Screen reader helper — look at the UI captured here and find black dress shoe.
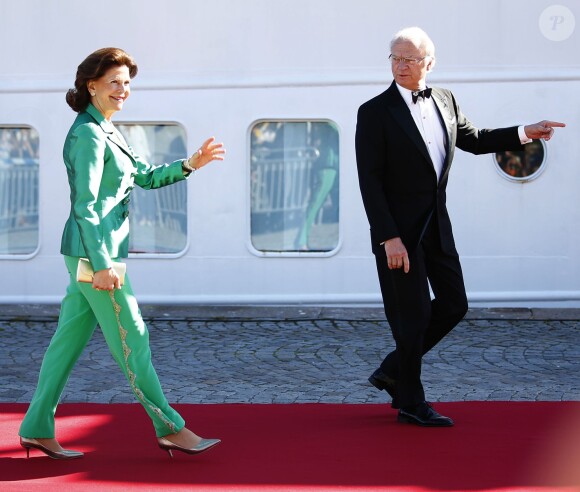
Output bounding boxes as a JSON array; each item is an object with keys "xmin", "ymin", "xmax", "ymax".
[
  {"xmin": 368, "ymin": 368, "xmax": 396, "ymax": 399},
  {"xmin": 397, "ymin": 402, "xmax": 454, "ymax": 427}
]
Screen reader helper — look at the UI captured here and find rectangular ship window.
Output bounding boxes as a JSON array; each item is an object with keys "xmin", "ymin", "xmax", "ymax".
[
  {"xmin": 0, "ymin": 127, "xmax": 39, "ymax": 255},
  {"xmin": 117, "ymin": 123, "xmax": 188, "ymax": 255},
  {"xmin": 250, "ymin": 121, "xmax": 339, "ymax": 253}
]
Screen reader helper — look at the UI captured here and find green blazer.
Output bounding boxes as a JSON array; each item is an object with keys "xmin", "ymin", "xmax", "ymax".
[{"xmin": 60, "ymin": 103, "xmax": 188, "ymax": 272}]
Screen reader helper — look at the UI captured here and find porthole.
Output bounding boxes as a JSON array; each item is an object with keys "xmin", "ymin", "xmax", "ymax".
[{"xmin": 494, "ymin": 139, "xmax": 547, "ymax": 183}]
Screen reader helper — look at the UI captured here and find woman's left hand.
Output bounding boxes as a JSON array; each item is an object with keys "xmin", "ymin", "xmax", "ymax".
[{"xmin": 186, "ymin": 137, "xmax": 226, "ymax": 171}]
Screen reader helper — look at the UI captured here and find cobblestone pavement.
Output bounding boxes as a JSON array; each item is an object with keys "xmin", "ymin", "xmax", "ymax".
[{"xmin": 1, "ymin": 305, "xmax": 579, "ymax": 405}]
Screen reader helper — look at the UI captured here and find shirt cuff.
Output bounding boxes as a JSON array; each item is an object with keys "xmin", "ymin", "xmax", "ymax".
[{"xmin": 518, "ymin": 125, "xmax": 533, "ymax": 145}]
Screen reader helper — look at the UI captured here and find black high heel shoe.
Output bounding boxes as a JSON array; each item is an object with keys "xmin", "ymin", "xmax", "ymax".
[
  {"xmin": 20, "ymin": 437, "xmax": 84, "ymax": 460},
  {"xmin": 157, "ymin": 436, "xmax": 221, "ymax": 457}
]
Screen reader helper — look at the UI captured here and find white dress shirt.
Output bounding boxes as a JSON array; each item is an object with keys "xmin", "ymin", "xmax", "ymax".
[
  {"xmin": 396, "ymin": 83, "xmax": 447, "ymax": 181},
  {"xmin": 395, "ymin": 83, "xmax": 532, "ymax": 182}
]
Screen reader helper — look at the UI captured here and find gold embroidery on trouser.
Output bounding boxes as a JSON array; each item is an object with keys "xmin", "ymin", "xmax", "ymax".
[{"xmin": 108, "ymin": 290, "xmax": 176, "ymax": 433}]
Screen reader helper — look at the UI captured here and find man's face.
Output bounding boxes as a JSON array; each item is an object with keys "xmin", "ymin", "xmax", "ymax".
[{"xmin": 390, "ymin": 40, "xmax": 433, "ymax": 91}]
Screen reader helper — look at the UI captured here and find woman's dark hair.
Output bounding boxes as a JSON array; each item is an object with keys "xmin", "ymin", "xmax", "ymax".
[{"xmin": 65, "ymin": 47, "xmax": 138, "ymax": 113}]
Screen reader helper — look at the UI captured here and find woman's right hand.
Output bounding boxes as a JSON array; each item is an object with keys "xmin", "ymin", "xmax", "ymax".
[
  {"xmin": 185, "ymin": 137, "xmax": 225, "ymax": 171},
  {"xmin": 93, "ymin": 268, "xmax": 121, "ymax": 291}
]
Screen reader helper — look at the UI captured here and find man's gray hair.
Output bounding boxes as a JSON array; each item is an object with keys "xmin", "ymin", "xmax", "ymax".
[{"xmin": 390, "ymin": 27, "xmax": 435, "ymax": 58}]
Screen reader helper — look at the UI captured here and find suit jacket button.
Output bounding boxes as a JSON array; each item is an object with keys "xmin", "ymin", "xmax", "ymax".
[{"xmin": 123, "ymin": 211, "xmax": 130, "ymax": 218}]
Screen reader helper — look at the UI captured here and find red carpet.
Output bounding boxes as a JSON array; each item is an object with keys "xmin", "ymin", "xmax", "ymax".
[{"xmin": 1, "ymin": 402, "xmax": 579, "ymax": 491}]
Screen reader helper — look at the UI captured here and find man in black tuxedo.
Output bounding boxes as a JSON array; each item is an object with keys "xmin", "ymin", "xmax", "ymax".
[{"xmin": 355, "ymin": 26, "xmax": 564, "ymax": 427}]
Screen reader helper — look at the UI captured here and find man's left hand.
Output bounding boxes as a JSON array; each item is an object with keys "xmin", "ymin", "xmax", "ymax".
[{"xmin": 524, "ymin": 120, "xmax": 566, "ymax": 141}]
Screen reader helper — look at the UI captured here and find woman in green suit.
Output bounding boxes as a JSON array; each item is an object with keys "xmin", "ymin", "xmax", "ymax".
[{"xmin": 19, "ymin": 47, "xmax": 225, "ymax": 459}]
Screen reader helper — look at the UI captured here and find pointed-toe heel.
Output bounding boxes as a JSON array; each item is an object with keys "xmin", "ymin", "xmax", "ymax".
[
  {"xmin": 157, "ymin": 436, "xmax": 221, "ymax": 458},
  {"xmin": 20, "ymin": 437, "xmax": 84, "ymax": 460}
]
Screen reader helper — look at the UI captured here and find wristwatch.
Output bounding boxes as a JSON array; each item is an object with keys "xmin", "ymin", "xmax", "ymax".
[{"xmin": 182, "ymin": 158, "xmax": 196, "ymax": 173}]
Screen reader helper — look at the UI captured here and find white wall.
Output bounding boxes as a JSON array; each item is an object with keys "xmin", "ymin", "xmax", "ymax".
[{"xmin": 0, "ymin": 0, "xmax": 578, "ymax": 305}]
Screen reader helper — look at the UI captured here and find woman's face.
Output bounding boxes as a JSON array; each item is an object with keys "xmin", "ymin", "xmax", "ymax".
[{"xmin": 87, "ymin": 65, "xmax": 131, "ymax": 120}]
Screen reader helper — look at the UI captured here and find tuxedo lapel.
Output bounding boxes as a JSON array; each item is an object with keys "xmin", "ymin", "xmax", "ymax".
[
  {"xmin": 431, "ymin": 88, "xmax": 456, "ymax": 184},
  {"xmin": 384, "ymin": 82, "xmax": 432, "ymax": 167}
]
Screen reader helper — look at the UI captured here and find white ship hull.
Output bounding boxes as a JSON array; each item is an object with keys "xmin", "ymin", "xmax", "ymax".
[{"xmin": 0, "ymin": 0, "xmax": 578, "ymax": 306}]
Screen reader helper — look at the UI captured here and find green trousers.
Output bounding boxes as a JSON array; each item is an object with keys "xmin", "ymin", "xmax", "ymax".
[{"xmin": 19, "ymin": 256, "xmax": 185, "ymax": 439}]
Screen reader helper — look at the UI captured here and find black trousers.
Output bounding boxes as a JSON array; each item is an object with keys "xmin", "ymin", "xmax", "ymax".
[{"xmin": 373, "ymin": 219, "xmax": 468, "ymax": 408}]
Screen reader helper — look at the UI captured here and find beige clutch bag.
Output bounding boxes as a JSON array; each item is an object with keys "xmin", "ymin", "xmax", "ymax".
[{"xmin": 76, "ymin": 258, "xmax": 126, "ymax": 285}]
